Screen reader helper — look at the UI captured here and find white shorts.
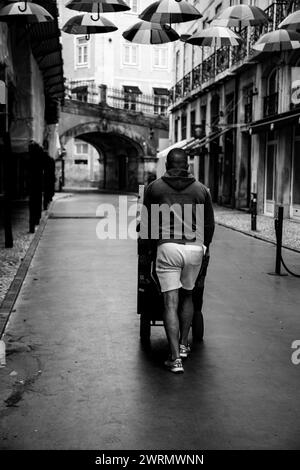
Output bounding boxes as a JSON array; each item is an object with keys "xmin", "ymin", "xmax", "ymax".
[{"xmin": 156, "ymin": 243, "xmax": 204, "ymax": 293}]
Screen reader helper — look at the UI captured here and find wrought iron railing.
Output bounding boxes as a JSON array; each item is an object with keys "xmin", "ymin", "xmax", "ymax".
[
  {"xmin": 65, "ymin": 80, "xmax": 169, "ymax": 116},
  {"xmin": 263, "ymin": 92, "xmax": 279, "ymax": 117},
  {"xmin": 170, "ymin": 1, "xmax": 289, "ymax": 104}
]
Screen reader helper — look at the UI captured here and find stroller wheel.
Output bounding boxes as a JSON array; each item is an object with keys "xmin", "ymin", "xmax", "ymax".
[
  {"xmin": 192, "ymin": 311, "xmax": 204, "ymax": 342},
  {"xmin": 140, "ymin": 312, "xmax": 151, "ymax": 345}
]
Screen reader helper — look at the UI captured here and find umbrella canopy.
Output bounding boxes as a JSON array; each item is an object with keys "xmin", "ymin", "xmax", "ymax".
[
  {"xmin": 279, "ymin": 10, "xmax": 300, "ymax": 33},
  {"xmin": 253, "ymin": 29, "xmax": 300, "ymax": 52},
  {"xmin": 66, "ymin": 0, "xmax": 130, "ymax": 14},
  {"xmin": 62, "ymin": 14, "xmax": 118, "ymax": 36},
  {"xmin": 213, "ymin": 5, "xmax": 269, "ymax": 28},
  {"xmin": 139, "ymin": 0, "xmax": 202, "ymax": 25},
  {"xmin": 123, "ymin": 20, "xmax": 179, "ymax": 44},
  {"xmin": 0, "ymin": 1, "xmax": 54, "ymax": 23},
  {"xmin": 185, "ymin": 26, "xmax": 243, "ymax": 48}
]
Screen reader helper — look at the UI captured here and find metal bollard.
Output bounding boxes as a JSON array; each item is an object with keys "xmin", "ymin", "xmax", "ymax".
[
  {"xmin": 275, "ymin": 205, "xmax": 284, "ymax": 275},
  {"xmin": 250, "ymin": 192, "xmax": 257, "ymax": 231}
]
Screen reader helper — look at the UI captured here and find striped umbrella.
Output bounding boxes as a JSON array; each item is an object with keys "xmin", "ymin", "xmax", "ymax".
[
  {"xmin": 139, "ymin": 0, "xmax": 202, "ymax": 25},
  {"xmin": 0, "ymin": 1, "xmax": 53, "ymax": 23},
  {"xmin": 66, "ymin": 0, "xmax": 130, "ymax": 20},
  {"xmin": 123, "ymin": 20, "xmax": 179, "ymax": 44},
  {"xmin": 213, "ymin": 5, "xmax": 269, "ymax": 28},
  {"xmin": 62, "ymin": 14, "xmax": 118, "ymax": 40},
  {"xmin": 185, "ymin": 26, "xmax": 243, "ymax": 48},
  {"xmin": 253, "ymin": 29, "xmax": 300, "ymax": 52},
  {"xmin": 279, "ymin": 10, "xmax": 300, "ymax": 33}
]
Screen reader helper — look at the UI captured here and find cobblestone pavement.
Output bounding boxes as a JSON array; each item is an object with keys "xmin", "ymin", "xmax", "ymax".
[
  {"xmin": 0, "ymin": 204, "xmax": 34, "ymax": 305},
  {"xmin": 0, "ymin": 193, "xmax": 300, "ymax": 450},
  {"xmin": 214, "ymin": 205, "xmax": 300, "ymax": 252}
]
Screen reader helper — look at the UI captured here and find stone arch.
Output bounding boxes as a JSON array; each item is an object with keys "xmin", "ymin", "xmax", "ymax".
[
  {"xmin": 60, "ymin": 120, "xmax": 154, "ymax": 156},
  {"xmin": 60, "ymin": 121, "xmax": 150, "ymax": 191}
]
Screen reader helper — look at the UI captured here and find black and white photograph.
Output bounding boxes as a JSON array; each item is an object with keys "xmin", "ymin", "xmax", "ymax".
[{"xmin": 0, "ymin": 0, "xmax": 300, "ymax": 460}]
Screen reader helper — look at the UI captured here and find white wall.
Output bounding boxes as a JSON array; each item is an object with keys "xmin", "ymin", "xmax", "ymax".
[{"xmin": 59, "ymin": 0, "xmax": 173, "ymax": 94}]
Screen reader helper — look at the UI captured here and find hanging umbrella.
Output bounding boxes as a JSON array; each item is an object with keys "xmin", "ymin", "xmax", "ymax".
[
  {"xmin": 213, "ymin": 5, "xmax": 269, "ymax": 28},
  {"xmin": 62, "ymin": 14, "xmax": 118, "ymax": 40},
  {"xmin": 253, "ymin": 29, "xmax": 300, "ymax": 52},
  {"xmin": 123, "ymin": 20, "xmax": 179, "ymax": 44},
  {"xmin": 185, "ymin": 26, "xmax": 243, "ymax": 48},
  {"xmin": 139, "ymin": 0, "xmax": 202, "ymax": 25},
  {"xmin": 66, "ymin": 0, "xmax": 130, "ymax": 20},
  {"xmin": 279, "ymin": 10, "xmax": 300, "ymax": 32},
  {"xmin": 0, "ymin": 1, "xmax": 54, "ymax": 23}
]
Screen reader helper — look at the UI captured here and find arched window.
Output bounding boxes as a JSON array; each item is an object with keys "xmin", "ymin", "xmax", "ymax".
[{"xmin": 264, "ymin": 68, "xmax": 278, "ymax": 117}]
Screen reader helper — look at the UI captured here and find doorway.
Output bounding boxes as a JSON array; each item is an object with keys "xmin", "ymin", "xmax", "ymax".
[
  {"xmin": 118, "ymin": 155, "xmax": 128, "ymax": 190},
  {"xmin": 291, "ymin": 127, "xmax": 300, "ymax": 219},
  {"xmin": 264, "ymin": 133, "xmax": 277, "ymax": 216}
]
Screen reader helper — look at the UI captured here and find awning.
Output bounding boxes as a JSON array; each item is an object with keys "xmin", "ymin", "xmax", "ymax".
[
  {"xmin": 250, "ymin": 108, "xmax": 300, "ymax": 134},
  {"xmin": 71, "ymin": 85, "xmax": 88, "ymax": 94},
  {"xmin": 183, "ymin": 127, "xmax": 232, "ymax": 151},
  {"xmin": 123, "ymin": 85, "xmax": 142, "ymax": 94},
  {"xmin": 157, "ymin": 139, "xmax": 188, "ymax": 159},
  {"xmin": 153, "ymin": 87, "xmax": 169, "ymax": 96}
]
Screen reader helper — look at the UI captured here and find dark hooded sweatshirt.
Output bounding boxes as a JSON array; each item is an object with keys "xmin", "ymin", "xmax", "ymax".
[{"xmin": 142, "ymin": 169, "xmax": 215, "ymax": 248}]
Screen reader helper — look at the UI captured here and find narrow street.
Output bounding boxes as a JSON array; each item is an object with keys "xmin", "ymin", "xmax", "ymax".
[{"xmin": 0, "ymin": 193, "xmax": 300, "ymax": 450}]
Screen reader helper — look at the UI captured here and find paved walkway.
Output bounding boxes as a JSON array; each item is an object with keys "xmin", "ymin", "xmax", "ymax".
[{"xmin": 0, "ymin": 193, "xmax": 300, "ymax": 450}]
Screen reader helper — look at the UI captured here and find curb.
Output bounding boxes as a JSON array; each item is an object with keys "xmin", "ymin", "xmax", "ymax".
[
  {"xmin": 215, "ymin": 221, "xmax": 300, "ymax": 254},
  {"xmin": 0, "ymin": 208, "xmax": 51, "ymax": 339}
]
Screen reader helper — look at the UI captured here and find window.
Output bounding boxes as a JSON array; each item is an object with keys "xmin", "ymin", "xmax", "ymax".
[
  {"xmin": 243, "ymin": 86, "xmax": 253, "ymax": 123},
  {"xmin": 175, "ymin": 50, "xmax": 180, "ymax": 81},
  {"xmin": 175, "ymin": 117, "xmax": 179, "ymax": 142},
  {"xmin": 183, "ymin": 43, "xmax": 188, "ymax": 75},
  {"xmin": 181, "ymin": 114, "xmax": 187, "ymax": 140},
  {"xmin": 123, "ymin": 85, "xmax": 141, "ymax": 111},
  {"xmin": 74, "ymin": 159, "xmax": 88, "ymax": 165},
  {"xmin": 75, "ymin": 142, "xmax": 88, "ymax": 155},
  {"xmin": 264, "ymin": 68, "xmax": 279, "ymax": 117},
  {"xmin": 154, "ymin": 96, "xmax": 168, "ymax": 115},
  {"xmin": 123, "ymin": 44, "xmax": 139, "ymax": 65},
  {"xmin": 153, "ymin": 47, "xmax": 168, "ymax": 68},
  {"xmin": 76, "ymin": 37, "xmax": 89, "ymax": 67},
  {"xmin": 190, "ymin": 110, "xmax": 196, "ymax": 137}
]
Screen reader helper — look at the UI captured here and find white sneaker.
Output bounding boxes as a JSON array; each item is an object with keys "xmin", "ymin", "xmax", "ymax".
[
  {"xmin": 179, "ymin": 344, "xmax": 191, "ymax": 358},
  {"xmin": 164, "ymin": 357, "xmax": 184, "ymax": 374}
]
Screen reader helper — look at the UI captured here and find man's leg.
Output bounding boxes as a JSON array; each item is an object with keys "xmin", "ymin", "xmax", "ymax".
[
  {"xmin": 179, "ymin": 289, "xmax": 194, "ymax": 347},
  {"xmin": 162, "ymin": 289, "xmax": 180, "ymax": 360}
]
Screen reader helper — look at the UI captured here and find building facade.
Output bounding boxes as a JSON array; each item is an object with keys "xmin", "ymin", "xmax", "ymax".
[
  {"xmin": 169, "ymin": 0, "xmax": 300, "ymax": 219},
  {"xmin": 0, "ymin": 0, "xmax": 64, "ymax": 243},
  {"xmin": 59, "ymin": 0, "xmax": 172, "ymax": 190}
]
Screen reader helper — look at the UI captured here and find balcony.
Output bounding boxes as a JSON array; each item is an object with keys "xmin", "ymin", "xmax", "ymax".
[
  {"xmin": 263, "ymin": 92, "xmax": 279, "ymax": 117},
  {"xmin": 170, "ymin": 2, "xmax": 289, "ymax": 106}
]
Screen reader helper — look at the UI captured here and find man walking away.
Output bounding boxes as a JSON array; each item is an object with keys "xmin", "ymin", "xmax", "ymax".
[{"xmin": 142, "ymin": 148, "xmax": 215, "ymax": 373}]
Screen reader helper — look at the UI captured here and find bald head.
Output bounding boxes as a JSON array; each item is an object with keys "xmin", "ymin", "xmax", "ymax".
[{"xmin": 166, "ymin": 148, "xmax": 188, "ymax": 170}]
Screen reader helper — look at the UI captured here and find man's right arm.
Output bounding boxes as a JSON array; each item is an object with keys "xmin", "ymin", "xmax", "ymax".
[{"xmin": 204, "ymin": 189, "xmax": 215, "ymax": 249}]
